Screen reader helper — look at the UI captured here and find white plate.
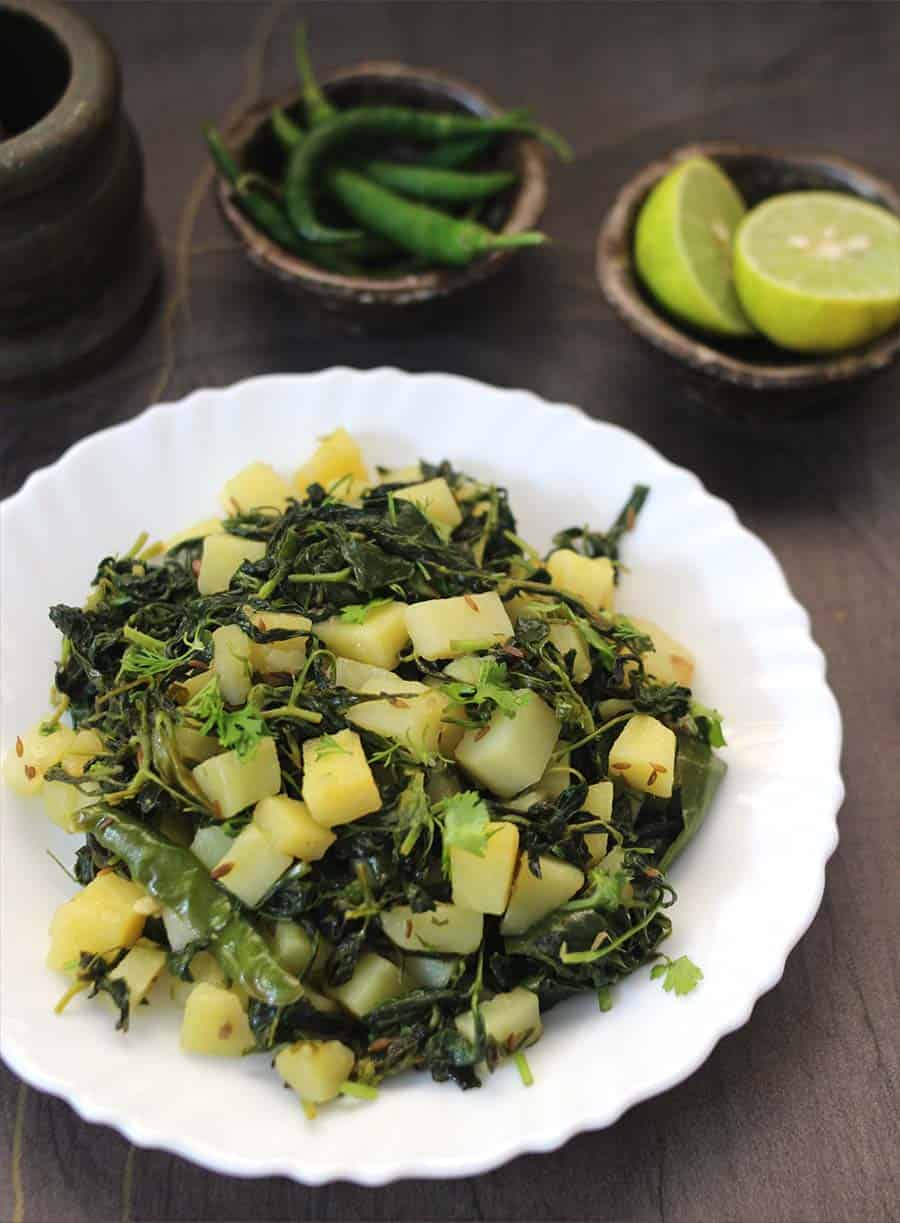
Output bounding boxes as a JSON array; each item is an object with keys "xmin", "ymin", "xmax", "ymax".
[{"xmin": 0, "ymin": 369, "xmax": 842, "ymax": 1184}]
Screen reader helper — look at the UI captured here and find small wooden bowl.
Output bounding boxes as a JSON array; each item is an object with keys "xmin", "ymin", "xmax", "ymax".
[
  {"xmin": 598, "ymin": 142, "xmax": 900, "ymax": 421},
  {"xmin": 216, "ymin": 62, "xmax": 548, "ymax": 327}
]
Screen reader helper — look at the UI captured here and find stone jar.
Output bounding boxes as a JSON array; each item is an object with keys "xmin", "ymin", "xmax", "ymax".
[{"xmin": 0, "ymin": 0, "xmax": 159, "ymax": 393}]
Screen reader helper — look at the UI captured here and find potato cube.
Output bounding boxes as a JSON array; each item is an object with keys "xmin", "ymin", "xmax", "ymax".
[
  {"xmin": 253, "ymin": 795, "xmax": 335, "ymax": 860},
  {"xmin": 500, "ymin": 855, "xmax": 584, "ymax": 935},
  {"xmin": 3, "ymin": 721, "xmax": 76, "ymax": 796},
  {"xmin": 442, "ymin": 654, "xmax": 484, "ymax": 685},
  {"xmin": 455, "ymin": 691, "xmax": 560, "ymax": 799},
  {"xmin": 192, "ymin": 735, "xmax": 281, "ymax": 820},
  {"xmin": 275, "ymin": 1040, "xmax": 355, "ymax": 1104},
  {"xmin": 584, "ymin": 780, "xmax": 613, "ymax": 820},
  {"xmin": 327, "ymin": 951, "xmax": 405, "ymax": 1017},
  {"xmin": 210, "ymin": 823, "xmax": 292, "ymax": 908},
  {"xmin": 548, "ymin": 623, "xmax": 591, "ymax": 682},
  {"xmin": 60, "ymin": 729, "xmax": 108, "ymax": 777},
  {"xmin": 47, "ymin": 871, "xmax": 147, "ymax": 971},
  {"xmin": 212, "ymin": 624, "xmax": 252, "ymax": 706},
  {"xmin": 402, "ymin": 955, "xmax": 458, "ymax": 990},
  {"xmin": 394, "ymin": 477, "xmax": 462, "ymax": 529},
  {"xmin": 358, "ymin": 672, "xmax": 427, "ymax": 697},
  {"xmin": 377, "ymin": 462, "xmax": 423, "ymax": 485},
  {"xmin": 173, "ymin": 724, "xmax": 220, "ymax": 764},
  {"xmin": 347, "ymin": 689, "xmax": 448, "ymax": 758},
  {"xmin": 316, "ymin": 601, "xmax": 409, "ymax": 670},
  {"xmin": 294, "ymin": 427, "xmax": 369, "ymax": 499},
  {"xmin": 108, "ymin": 941, "xmax": 167, "ymax": 1011},
  {"xmin": 584, "ymin": 832, "xmax": 609, "ymax": 865},
  {"xmin": 168, "ymin": 950, "xmax": 228, "ymax": 1007},
  {"xmin": 455, "ymin": 987, "xmax": 542, "ymax": 1052},
  {"xmin": 164, "ymin": 517, "xmax": 224, "ymax": 553},
  {"xmin": 197, "ymin": 534, "xmax": 266, "ymax": 596},
  {"xmin": 221, "ymin": 461, "xmax": 291, "ymax": 515},
  {"xmin": 170, "ymin": 669, "xmax": 214, "ymax": 706},
  {"xmin": 405, "ymin": 593, "xmax": 513, "ymax": 660},
  {"xmin": 247, "ymin": 609, "xmax": 311, "ymax": 676},
  {"xmin": 628, "ymin": 616, "xmax": 695, "ymax": 688},
  {"xmin": 162, "ymin": 906, "xmax": 198, "ymax": 953},
  {"xmin": 380, "ymin": 903, "xmax": 483, "ymax": 954},
  {"xmin": 450, "ymin": 821, "xmax": 519, "ymax": 915},
  {"xmin": 505, "ymin": 747, "xmax": 572, "ymax": 813},
  {"xmin": 608, "ymin": 714, "xmax": 676, "ymax": 798},
  {"xmin": 268, "ymin": 922, "xmax": 316, "ymax": 976},
  {"xmin": 301, "ymin": 730, "xmax": 381, "ymax": 828},
  {"xmin": 42, "ymin": 779, "xmax": 100, "ymax": 834},
  {"xmin": 180, "ymin": 983, "xmax": 254, "ymax": 1056},
  {"xmin": 190, "ymin": 824, "xmax": 235, "ymax": 870},
  {"xmin": 546, "ymin": 549, "xmax": 615, "ymax": 612}
]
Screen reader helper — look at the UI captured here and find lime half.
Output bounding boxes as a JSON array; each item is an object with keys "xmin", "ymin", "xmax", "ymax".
[
  {"xmin": 734, "ymin": 192, "xmax": 900, "ymax": 352},
  {"xmin": 634, "ymin": 156, "xmax": 754, "ymax": 337}
]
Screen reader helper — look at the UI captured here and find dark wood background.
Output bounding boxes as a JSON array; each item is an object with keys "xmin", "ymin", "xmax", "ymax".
[{"xmin": 2, "ymin": 3, "xmax": 898, "ymax": 1220}]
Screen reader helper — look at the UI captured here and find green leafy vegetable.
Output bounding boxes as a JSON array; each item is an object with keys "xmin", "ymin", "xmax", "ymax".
[
  {"xmin": 441, "ymin": 658, "xmax": 527, "ymax": 719},
  {"xmin": 339, "ymin": 597, "xmax": 394, "ymax": 624},
  {"xmin": 187, "ymin": 677, "xmax": 267, "ymax": 758},
  {"xmin": 650, "ymin": 954, "xmax": 703, "ymax": 996},
  {"xmin": 440, "ymin": 791, "xmax": 492, "ymax": 871}
]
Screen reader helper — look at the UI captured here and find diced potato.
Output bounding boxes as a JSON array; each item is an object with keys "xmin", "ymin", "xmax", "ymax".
[
  {"xmin": 584, "ymin": 832, "xmax": 609, "ymax": 865},
  {"xmin": 584, "ymin": 780, "xmax": 613, "ymax": 820},
  {"xmin": 450, "ymin": 821, "xmax": 519, "ymax": 915},
  {"xmin": 380, "ymin": 903, "xmax": 483, "ymax": 954},
  {"xmin": 455, "ymin": 987, "xmax": 542, "ymax": 1052},
  {"xmin": 502, "ymin": 592, "xmax": 553, "ymax": 624},
  {"xmin": 402, "ymin": 955, "xmax": 458, "ymax": 990},
  {"xmin": 327, "ymin": 952, "xmax": 405, "ymax": 1017},
  {"xmin": 246, "ymin": 609, "xmax": 311, "ymax": 676},
  {"xmin": 275, "ymin": 1040, "xmax": 355, "ymax": 1104},
  {"xmin": 60, "ymin": 729, "xmax": 109, "ymax": 777},
  {"xmin": 210, "ymin": 823, "xmax": 292, "ymax": 908},
  {"xmin": 548, "ymin": 623, "xmax": 591, "ymax": 682},
  {"xmin": 294, "ymin": 427, "xmax": 369, "ymax": 499},
  {"xmin": 347, "ymin": 689, "xmax": 448, "ymax": 758},
  {"xmin": 394, "ymin": 477, "xmax": 462, "ymax": 529},
  {"xmin": 221, "ymin": 461, "xmax": 291, "ymax": 515},
  {"xmin": 301, "ymin": 730, "xmax": 380, "ymax": 828},
  {"xmin": 405, "ymin": 593, "xmax": 513, "ymax": 660},
  {"xmin": 42, "ymin": 779, "xmax": 100, "ymax": 834},
  {"xmin": 190, "ymin": 824, "xmax": 235, "ymax": 870},
  {"xmin": 376, "ymin": 462, "xmax": 423, "ymax": 485},
  {"xmin": 170, "ymin": 669, "xmax": 214, "ymax": 706},
  {"xmin": 169, "ymin": 950, "xmax": 227, "ymax": 1006},
  {"xmin": 253, "ymin": 795, "xmax": 335, "ymax": 860},
  {"xmin": 197, "ymin": 534, "xmax": 266, "ymax": 596},
  {"xmin": 47, "ymin": 872, "xmax": 146, "ymax": 971},
  {"xmin": 192, "ymin": 735, "xmax": 281, "ymax": 820},
  {"xmin": 162, "ymin": 906, "xmax": 198, "ymax": 953},
  {"xmin": 3, "ymin": 721, "xmax": 76, "ymax": 796},
  {"xmin": 505, "ymin": 748, "xmax": 572, "ymax": 813},
  {"xmin": 546, "ymin": 549, "xmax": 615, "ymax": 612},
  {"xmin": 108, "ymin": 941, "xmax": 167, "ymax": 1011},
  {"xmin": 455, "ymin": 692, "xmax": 560, "ymax": 799},
  {"xmin": 164, "ymin": 517, "xmax": 224, "ymax": 553},
  {"xmin": 358, "ymin": 672, "xmax": 427, "ymax": 697},
  {"xmin": 180, "ymin": 983, "xmax": 254, "ymax": 1056},
  {"xmin": 212, "ymin": 624, "xmax": 252, "ymax": 706},
  {"xmin": 442, "ymin": 654, "xmax": 484, "ymax": 685},
  {"xmin": 500, "ymin": 855, "xmax": 584, "ymax": 935},
  {"xmin": 627, "ymin": 616, "xmax": 695, "ymax": 688},
  {"xmin": 268, "ymin": 922, "xmax": 316, "ymax": 977},
  {"xmin": 608, "ymin": 714, "xmax": 676, "ymax": 798},
  {"xmin": 173, "ymin": 724, "xmax": 221, "ymax": 764},
  {"xmin": 316, "ymin": 601, "xmax": 409, "ymax": 670}
]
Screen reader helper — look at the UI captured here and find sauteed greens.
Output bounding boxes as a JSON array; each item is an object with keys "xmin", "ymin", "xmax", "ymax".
[{"xmin": 5, "ymin": 430, "xmax": 724, "ymax": 1115}]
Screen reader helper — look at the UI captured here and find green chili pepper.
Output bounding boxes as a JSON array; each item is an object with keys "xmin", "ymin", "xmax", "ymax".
[
  {"xmin": 88, "ymin": 810, "xmax": 304, "ymax": 1007},
  {"xmin": 326, "ymin": 165, "xmax": 545, "ymax": 266},
  {"xmin": 284, "ymin": 107, "xmax": 571, "ymax": 242},
  {"xmin": 295, "ymin": 24, "xmax": 336, "ymax": 126},
  {"xmin": 358, "ymin": 160, "xmax": 516, "ymax": 203},
  {"xmin": 416, "ymin": 109, "xmax": 529, "ymax": 169},
  {"xmin": 270, "ymin": 106, "xmax": 304, "ymax": 151}
]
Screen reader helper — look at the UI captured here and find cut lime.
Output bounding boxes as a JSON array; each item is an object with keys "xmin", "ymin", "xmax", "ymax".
[
  {"xmin": 733, "ymin": 192, "xmax": 900, "ymax": 352},
  {"xmin": 634, "ymin": 156, "xmax": 754, "ymax": 337}
]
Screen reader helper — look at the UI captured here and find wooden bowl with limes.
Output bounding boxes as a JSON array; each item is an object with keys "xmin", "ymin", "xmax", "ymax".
[{"xmin": 598, "ymin": 142, "xmax": 900, "ymax": 421}]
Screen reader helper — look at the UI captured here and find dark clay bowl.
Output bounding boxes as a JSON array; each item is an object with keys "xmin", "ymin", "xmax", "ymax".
[
  {"xmin": 598, "ymin": 142, "xmax": 900, "ymax": 421},
  {"xmin": 216, "ymin": 62, "xmax": 548, "ymax": 326},
  {"xmin": 0, "ymin": 0, "xmax": 159, "ymax": 394}
]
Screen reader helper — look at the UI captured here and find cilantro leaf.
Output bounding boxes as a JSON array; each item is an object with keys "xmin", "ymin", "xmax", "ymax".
[
  {"xmin": 441, "ymin": 659, "xmax": 526, "ymax": 720},
  {"xmin": 651, "ymin": 954, "xmax": 703, "ymax": 996},
  {"xmin": 440, "ymin": 791, "xmax": 492, "ymax": 873},
  {"xmin": 340, "ymin": 597, "xmax": 394, "ymax": 625},
  {"xmin": 186, "ymin": 676, "xmax": 268, "ymax": 758},
  {"xmin": 689, "ymin": 700, "xmax": 727, "ymax": 748}
]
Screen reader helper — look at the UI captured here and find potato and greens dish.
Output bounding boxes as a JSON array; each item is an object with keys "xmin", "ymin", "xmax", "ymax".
[{"xmin": 4, "ymin": 428, "xmax": 725, "ymax": 1115}]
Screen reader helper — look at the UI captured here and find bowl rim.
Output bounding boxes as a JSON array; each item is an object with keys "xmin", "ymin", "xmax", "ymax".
[
  {"xmin": 597, "ymin": 140, "xmax": 900, "ymax": 392},
  {"xmin": 215, "ymin": 60, "xmax": 548, "ymax": 303}
]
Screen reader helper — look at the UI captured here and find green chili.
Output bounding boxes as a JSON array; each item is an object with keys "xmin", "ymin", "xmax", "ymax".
[
  {"xmin": 326, "ymin": 166, "xmax": 545, "ymax": 265},
  {"xmin": 416, "ymin": 108, "xmax": 528, "ymax": 168},
  {"xmin": 87, "ymin": 811, "xmax": 303, "ymax": 1006},
  {"xmin": 358, "ymin": 161, "xmax": 517, "ymax": 203},
  {"xmin": 295, "ymin": 24, "xmax": 336, "ymax": 126},
  {"xmin": 270, "ymin": 106, "xmax": 304, "ymax": 151},
  {"xmin": 284, "ymin": 107, "xmax": 571, "ymax": 242}
]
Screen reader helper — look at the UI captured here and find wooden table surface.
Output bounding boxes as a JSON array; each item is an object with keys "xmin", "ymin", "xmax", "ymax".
[{"xmin": 2, "ymin": 3, "xmax": 898, "ymax": 1220}]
